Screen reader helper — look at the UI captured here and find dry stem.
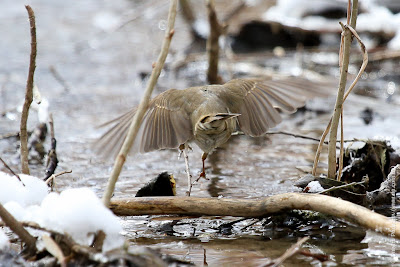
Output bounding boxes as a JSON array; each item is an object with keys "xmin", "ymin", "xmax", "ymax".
[
  {"xmin": 327, "ymin": 1, "xmax": 356, "ymax": 178},
  {"xmin": 181, "ymin": 143, "xmax": 193, "ymax": 196},
  {"xmin": 110, "ymin": 192, "xmax": 400, "ymax": 239},
  {"xmin": 314, "ymin": 0, "xmax": 368, "ymax": 178},
  {"xmin": 0, "ymin": 157, "xmax": 24, "ymax": 185},
  {"xmin": 20, "ymin": 5, "xmax": 37, "ymax": 175},
  {"xmin": 102, "ymin": 0, "xmax": 178, "ymax": 207}
]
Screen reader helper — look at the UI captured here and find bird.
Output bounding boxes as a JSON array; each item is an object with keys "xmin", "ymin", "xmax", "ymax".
[{"xmin": 96, "ymin": 77, "xmax": 329, "ymax": 185}]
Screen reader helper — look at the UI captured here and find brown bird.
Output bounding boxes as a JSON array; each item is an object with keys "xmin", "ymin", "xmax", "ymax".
[{"xmin": 96, "ymin": 77, "xmax": 327, "ymax": 181}]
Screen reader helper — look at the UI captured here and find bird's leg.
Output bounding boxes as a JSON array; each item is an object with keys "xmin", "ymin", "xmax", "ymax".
[
  {"xmin": 179, "ymin": 143, "xmax": 193, "ymax": 196},
  {"xmin": 193, "ymin": 153, "xmax": 209, "ymax": 184},
  {"xmin": 198, "ymin": 152, "xmax": 208, "ymax": 180}
]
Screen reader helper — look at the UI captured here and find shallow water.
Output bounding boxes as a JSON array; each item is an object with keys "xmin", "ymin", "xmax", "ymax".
[{"xmin": 1, "ymin": 0, "xmax": 400, "ymax": 265}]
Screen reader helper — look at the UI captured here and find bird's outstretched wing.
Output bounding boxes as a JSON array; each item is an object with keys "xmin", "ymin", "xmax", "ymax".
[
  {"xmin": 215, "ymin": 78, "xmax": 328, "ymax": 136},
  {"xmin": 95, "ymin": 89, "xmax": 193, "ymax": 159}
]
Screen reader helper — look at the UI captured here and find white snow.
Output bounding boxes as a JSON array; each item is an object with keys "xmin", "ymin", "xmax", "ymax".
[
  {"xmin": 0, "ymin": 174, "xmax": 48, "ymax": 207},
  {"xmin": 306, "ymin": 181, "xmax": 325, "ymax": 193},
  {"xmin": 0, "ymin": 229, "xmax": 9, "ymax": 249},
  {"xmin": 263, "ymin": 0, "xmax": 400, "ymax": 49},
  {"xmin": 0, "ymin": 172, "xmax": 124, "ymax": 251}
]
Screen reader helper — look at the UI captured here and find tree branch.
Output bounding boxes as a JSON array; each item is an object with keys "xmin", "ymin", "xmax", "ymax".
[
  {"xmin": 0, "ymin": 203, "xmax": 37, "ymax": 255},
  {"xmin": 206, "ymin": 0, "xmax": 224, "ymax": 84},
  {"xmin": 110, "ymin": 192, "xmax": 400, "ymax": 239},
  {"xmin": 20, "ymin": 5, "xmax": 37, "ymax": 175}
]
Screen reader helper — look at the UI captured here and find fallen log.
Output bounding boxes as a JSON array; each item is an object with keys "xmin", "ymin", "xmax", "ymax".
[{"xmin": 110, "ymin": 192, "xmax": 400, "ymax": 238}]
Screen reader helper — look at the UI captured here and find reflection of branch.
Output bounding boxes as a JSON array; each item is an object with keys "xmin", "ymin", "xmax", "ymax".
[
  {"xmin": 206, "ymin": 0, "xmax": 224, "ymax": 84},
  {"xmin": 49, "ymin": 65, "xmax": 70, "ymax": 92},
  {"xmin": 102, "ymin": 0, "xmax": 178, "ymax": 207},
  {"xmin": 179, "ymin": 0, "xmax": 197, "ymax": 36},
  {"xmin": 110, "ymin": 192, "xmax": 400, "ymax": 238},
  {"xmin": 21, "ymin": 5, "xmax": 37, "ymax": 175}
]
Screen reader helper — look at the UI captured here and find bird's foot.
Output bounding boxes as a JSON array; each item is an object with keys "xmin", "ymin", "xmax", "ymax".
[{"xmin": 193, "ymin": 171, "xmax": 209, "ymax": 184}]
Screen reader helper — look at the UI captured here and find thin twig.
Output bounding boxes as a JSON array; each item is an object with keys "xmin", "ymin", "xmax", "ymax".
[
  {"xmin": 338, "ymin": 109, "xmax": 344, "ymax": 180},
  {"xmin": 0, "ymin": 132, "xmax": 20, "ymax": 140},
  {"xmin": 342, "ymin": 23, "xmax": 368, "ymax": 102},
  {"xmin": 267, "ymin": 131, "xmax": 323, "ymax": 143},
  {"xmin": 312, "ymin": 118, "xmax": 332, "ymax": 176},
  {"xmin": 182, "ymin": 143, "xmax": 193, "ymax": 196},
  {"xmin": 252, "ymin": 130, "xmax": 373, "ymax": 145},
  {"xmin": 42, "ymin": 235, "xmax": 67, "ymax": 267},
  {"xmin": 318, "ymin": 180, "xmax": 367, "ymax": 195},
  {"xmin": 21, "ymin": 5, "xmax": 37, "ymax": 175},
  {"xmin": 45, "ymin": 170, "xmax": 72, "ymax": 185},
  {"xmin": 44, "ymin": 114, "xmax": 59, "ymax": 180},
  {"xmin": 268, "ymin": 237, "xmax": 310, "ymax": 267},
  {"xmin": 0, "ymin": 157, "xmax": 24, "ymax": 185},
  {"xmin": 102, "ymin": 0, "xmax": 178, "ymax": 207}
]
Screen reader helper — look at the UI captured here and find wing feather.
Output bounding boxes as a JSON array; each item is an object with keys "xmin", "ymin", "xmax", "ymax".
[
  {"xmin": 95, "ymin": 89, "xmax": 193, "ymax": 159},
  {"xmin": 216, "ymin": 78, "xmax": 329, "ymax": 137}
]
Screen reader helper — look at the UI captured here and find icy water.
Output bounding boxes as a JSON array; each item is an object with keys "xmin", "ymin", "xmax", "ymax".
[{"xmin": 1, "ymin": 0, "xmax": 400, "ymax": 265}]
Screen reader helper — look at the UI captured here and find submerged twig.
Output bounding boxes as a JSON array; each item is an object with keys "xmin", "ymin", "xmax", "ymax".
[
  {"xmin": 268, "ymin": 237, "xmax": 309, "ymax": 267},
  {"xmin": 20, "ymin": 5, "xmax": 37, "ymax": 175},
  {"xmin": 102, "ymin": 0, "xmax": 178, "ymax": 207}
]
